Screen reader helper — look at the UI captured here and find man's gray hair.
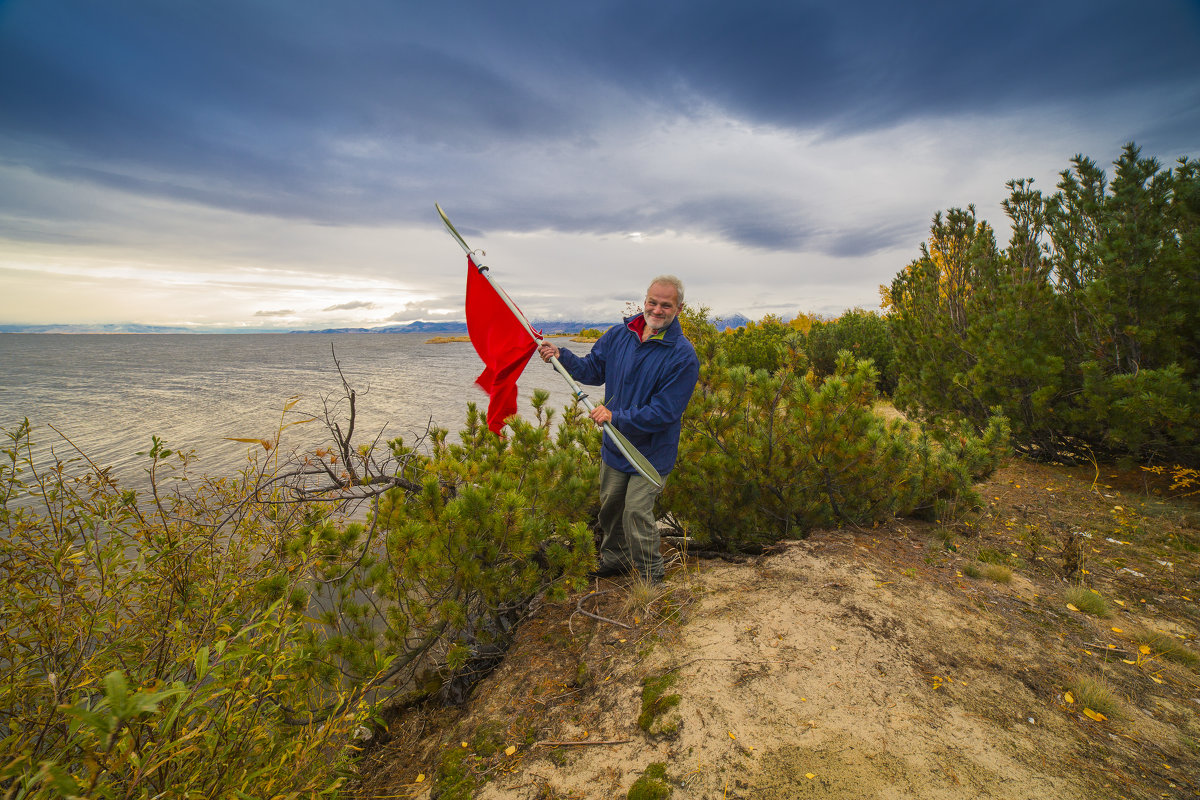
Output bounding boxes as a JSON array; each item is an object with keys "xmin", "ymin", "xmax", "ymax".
[{"xmin": 648, "ymin": 274, "xmax": 685, "ymax": 306}]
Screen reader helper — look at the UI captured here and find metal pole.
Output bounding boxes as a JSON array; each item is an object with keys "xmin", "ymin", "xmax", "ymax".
[{"xmin": 436, "ymin": 204, "xmax": 663, "ymax": 488}]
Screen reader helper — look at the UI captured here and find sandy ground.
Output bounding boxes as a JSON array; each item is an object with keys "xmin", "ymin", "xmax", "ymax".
[{"xmin": 355, "ymin": 461, "xmax": 1200, "ymax": 799}]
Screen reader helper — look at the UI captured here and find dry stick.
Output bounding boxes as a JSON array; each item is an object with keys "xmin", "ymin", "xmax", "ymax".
[
  {"xmin": 534, "ymin": 738, "xmax": 631, "ymax": 748},
  {"xmin": 573, "ymin": 590, "xmax": 633, "ymax": 630}
]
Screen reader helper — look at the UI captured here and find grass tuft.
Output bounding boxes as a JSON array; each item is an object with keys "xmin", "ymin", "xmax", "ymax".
[
  {"xmin": 982, "ymin": 564, "xmax": 1013, "ymax": 583},
  {"xmin": 1133, "ymin": 629, "xmax": 1199, "ymax": 667},
  {"xmin": 961, "ymin": 562, "xmax": 1012, "ymax": 583},
  {"xmin": 1064, "ymin": 585, "xmax": 1111, "ymax": 618},
  {"xmin": 622, "ymin": 573, "xmax": 670, "ymax": 619},
  {"xmin": 1067, "ymin": 674, "xmax": 1121, "ymax": 719}
]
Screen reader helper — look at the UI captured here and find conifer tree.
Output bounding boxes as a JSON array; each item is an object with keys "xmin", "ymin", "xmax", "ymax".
[{"xmin": 889, "ymin": 144, "xmax": 1199, "ymax": 464}]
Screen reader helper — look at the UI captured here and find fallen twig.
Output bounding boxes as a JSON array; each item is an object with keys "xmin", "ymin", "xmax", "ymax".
[
  {"xmin": 534, "ymin": 739, "xmax": 631, "ymax": 747},
  {"xmin": 572, "ymin": 591, "xmax": 633, "ymax": 630}
]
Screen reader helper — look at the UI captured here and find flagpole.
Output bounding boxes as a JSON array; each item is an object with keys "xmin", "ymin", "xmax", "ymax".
[{"xmin": 436, "ymin": 203, "xmax": 663, "ymax": 489}]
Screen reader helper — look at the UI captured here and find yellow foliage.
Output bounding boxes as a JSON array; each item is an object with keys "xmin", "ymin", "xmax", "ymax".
[{"xmin": 788, "ymin": 311, "xmax": 822, "ymax": 335}]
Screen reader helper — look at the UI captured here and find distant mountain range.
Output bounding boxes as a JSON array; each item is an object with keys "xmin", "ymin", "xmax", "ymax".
[
  {"xmin": 289, "ymin": 319, "xmax": 619, "ymax": 335},
  {"xmin": 0, "ymin": 323, "xmax": 209, "ymax": 334},
  {"xmin": 1, "ymin": 314, "xmax": 751, "ymax": 335}
]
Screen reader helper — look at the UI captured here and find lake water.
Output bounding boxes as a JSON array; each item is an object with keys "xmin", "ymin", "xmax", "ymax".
[{"xmin": 0, "ymin": 333, "xmax": 593, "ymax": 484}]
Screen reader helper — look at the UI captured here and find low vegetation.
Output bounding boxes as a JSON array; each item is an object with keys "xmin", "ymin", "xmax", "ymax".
[{"xmin": 2, "ymin": 142, "xmax": 1195, "ymax": 798}]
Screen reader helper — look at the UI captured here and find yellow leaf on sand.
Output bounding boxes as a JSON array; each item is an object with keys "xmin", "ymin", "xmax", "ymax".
[
  {"xmin": 1114, "ymin": 599, "xmax": 1126, "ymax": 606},
  {"xmin": 1151, "ymin": 676, "xmax": 1164, "ymax": 684},
  {"xmin": 728, "ymin": 731, "xmax": 737, "ymax": 739},
  {"xmin": 415, "ymin": 774, "xmax": 425, "ymax": 784},
  {"xmin": 1064, "ymin": 692, "xmax": 1074, "ymax": 704},
  {"xmin": 1066, "ymin": 603, "xmax": 1080, "ymax": 612},
  {"xmin": 806, "ymin": 773, "xmax": 816, "ymax": 780},
  {"xmin": 505, "ymin": 745, "xmax": 517, "ymax": 756},
  {"xmin": 1122, "ymin": 659, "xmax": 1136, "ymax": 664},
  {"xmin": 1083, "ymin": 708, "xmax": 1107, "ymax": 721},
  {"xmin": 1111, "ymin": 627, "xmax": 1124, "ymax": 633}
]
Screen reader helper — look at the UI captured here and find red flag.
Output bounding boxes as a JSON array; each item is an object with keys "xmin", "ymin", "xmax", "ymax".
[{"xmin": 465, "ymin": 256, "xmax": 538, "ymax": 434}]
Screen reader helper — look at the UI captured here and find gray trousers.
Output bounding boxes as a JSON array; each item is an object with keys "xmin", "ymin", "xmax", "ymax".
[{"xmin": 597, "ymin": 462, "xmax": 665, "ymax": 581}]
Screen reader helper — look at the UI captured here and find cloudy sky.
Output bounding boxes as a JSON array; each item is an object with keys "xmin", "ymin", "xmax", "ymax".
[{"xmin": 1, "ymin": 0, "xmax": 1197, "ymax": 330}]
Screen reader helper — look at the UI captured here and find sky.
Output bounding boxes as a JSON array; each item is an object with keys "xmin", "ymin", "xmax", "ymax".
[{"xmin": 1, "ymin": 0, "xmax": 1198, "ymax": 330}]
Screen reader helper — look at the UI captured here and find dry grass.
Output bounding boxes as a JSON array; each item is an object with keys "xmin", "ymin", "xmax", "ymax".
[
  {"xmin": 1132, "ymin": 629, "xmax": 1200, "ymax": 667},
  {"xmin": 620, "ymin": 573, "xmax": 670, "ymax": 619},
  {"xmin": 961, "ymin": 562, "xmax": 1012, "ymax": 583},
  {"xmin": 981, "ymin": 564, "xmax": 1012, "ymax": 583}
]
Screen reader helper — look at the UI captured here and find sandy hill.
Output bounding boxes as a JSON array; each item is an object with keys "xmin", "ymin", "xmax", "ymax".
[{"xmin": 356, "ymin": 460, "xmax": 1200, "ymax": 800}]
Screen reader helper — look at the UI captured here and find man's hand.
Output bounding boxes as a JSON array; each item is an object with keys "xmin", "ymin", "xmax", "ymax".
[
  {"xmin": 590, "ymin": 404, "xmax": 613, "ymax": 426},
  {"xmin": 538, "ymin": 342, "xmax": 560, "ymax": 362}
]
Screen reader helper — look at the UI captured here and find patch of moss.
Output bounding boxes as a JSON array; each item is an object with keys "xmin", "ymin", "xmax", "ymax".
[
  {"xmin": 638, "ymin": 672, "xmax": 681, "ymax": 732},
  {"xmin": 627, "ymin": 762, "xmax": 672, "ymax": 800},
  {"xmin": 434, "ymin": 746, "xmax": 478, "ymax": 800},
  {"xmin": 471, "ymin": 720, "xmax": 507, "ymax": 757},
  {"xmin": 573, "ymin": 660, "xmax": 590, "ymax": 688}
]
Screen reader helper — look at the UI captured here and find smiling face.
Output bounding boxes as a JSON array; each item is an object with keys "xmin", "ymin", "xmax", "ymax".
[{"xmin": 643, "ymin": 281, "xmax": 680, "ymax": 332}]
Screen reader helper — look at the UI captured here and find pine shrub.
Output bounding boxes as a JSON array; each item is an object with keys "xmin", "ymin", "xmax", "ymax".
[
  {"xmin": 664, "ymin": 316, "xmax": 1009, "ymax": 552},
  {"xmin": 887, "ymin": 144, "xmax": 1199, "ymax": 465}
]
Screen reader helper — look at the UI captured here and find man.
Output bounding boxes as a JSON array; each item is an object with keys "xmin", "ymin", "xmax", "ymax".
[{"xmin": 538, "ymin": 276, "xmax": 700, "ymax": 584}]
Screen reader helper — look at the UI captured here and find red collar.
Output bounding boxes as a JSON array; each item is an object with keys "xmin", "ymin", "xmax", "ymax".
[{"xmin": 627, "ymin": 315, "xmax": 666, "ymax": 341}]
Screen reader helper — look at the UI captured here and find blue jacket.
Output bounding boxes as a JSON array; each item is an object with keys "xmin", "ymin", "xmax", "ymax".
[{"xmin": 558, "ymin": 314, "xmax": 700, "ymax": 476}]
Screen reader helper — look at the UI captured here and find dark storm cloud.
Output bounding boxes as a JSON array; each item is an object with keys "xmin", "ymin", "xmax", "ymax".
[
  {"xmin": 554, "ymin": 0, "xmax": 1200, "ymax": 131},
  {"xmin": 1, "ymin": 0, "xmax": 1197, "ymax": 256}
]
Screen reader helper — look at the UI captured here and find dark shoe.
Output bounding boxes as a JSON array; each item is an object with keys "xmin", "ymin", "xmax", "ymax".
[{"xmin": 587, "ymin": 563, "xmax": 625, "ymax": 579}]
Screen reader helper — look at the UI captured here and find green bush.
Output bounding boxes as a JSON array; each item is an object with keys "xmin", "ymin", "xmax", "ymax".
[
  {"xmin": 888, "ymin": 144, "xmax": 1199, "ymax": 465},
  {"xmin": 666, "ymin": 312, "xmax": 1009, "ymax": 552},
  {"xmin": 714, "ymin": 313, "xmax": 806, "ymax": 376},
  {"xmin": 320, "ymin": 392, "xmax": 598, "ymax": 705},
  {"xmin": 0, "ymin": 387, "xmax": 600, "ymax": 797},
  {"xmin": 806, "ymin": 309, "xmax": 896, "ymax": 394},
  {"xmin": 0, "ymin": 422, "xmax": 361, "ymax": 798}
]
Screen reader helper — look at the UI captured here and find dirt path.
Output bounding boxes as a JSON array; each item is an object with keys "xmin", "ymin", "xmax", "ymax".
[{"xmin": 355, "ymin": 461, "xmax": 1200, "ymax": 799}]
